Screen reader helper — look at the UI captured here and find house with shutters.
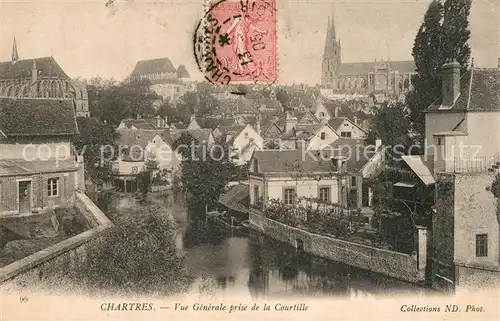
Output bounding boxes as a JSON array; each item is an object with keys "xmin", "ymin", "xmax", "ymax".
[{"xmin": 0, "ymin": 98, "xmax": 84, "ymax": 216}]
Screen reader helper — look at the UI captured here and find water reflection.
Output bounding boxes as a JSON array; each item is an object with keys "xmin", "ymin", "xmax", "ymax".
[{"xmin": 105, "ymin": 192, "xmax": 430, "ymax": 299}]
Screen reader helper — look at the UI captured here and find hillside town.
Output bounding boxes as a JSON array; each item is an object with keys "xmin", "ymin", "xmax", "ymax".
[{"xmin": 0, "ymin": 0, "xmax": 499, "ymax": 301}]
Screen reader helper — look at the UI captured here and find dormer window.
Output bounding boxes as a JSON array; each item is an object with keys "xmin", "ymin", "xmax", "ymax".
[{"xmin": 320, "ymin": 132, "xmax": 326, "ymax": 140}]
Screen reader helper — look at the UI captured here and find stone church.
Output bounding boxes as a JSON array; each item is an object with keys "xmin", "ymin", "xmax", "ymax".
[
  {"xmin": 321, "ymin": 11, "xmax": 416, "ymax": 97},
  {"xmin": 0, "ymin": 39, "xmax": 89, "ymax": 117}
]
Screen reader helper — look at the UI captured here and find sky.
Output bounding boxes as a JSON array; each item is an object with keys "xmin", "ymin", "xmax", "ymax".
[{"xmin": 0, "ymin": 0, "xmax": 498, "ymax": 85}]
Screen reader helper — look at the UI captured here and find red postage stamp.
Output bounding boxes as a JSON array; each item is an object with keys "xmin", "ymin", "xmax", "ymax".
[{"xmin": 194, "ymin": 0, "xmax": 277, "ymax": 85}]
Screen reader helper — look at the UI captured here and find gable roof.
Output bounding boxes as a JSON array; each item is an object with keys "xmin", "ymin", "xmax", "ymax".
[
  {"xmin": 426, "ymin": 68, "xmax": 500, "ymax": 112},
  {"xmin": 280, "ymin": 124, "xmax": 325, "ymax": 140},
  {"xmin": 252, "ymin": 150, "xmax": 335, "ymax": 173},
  {"xmin": 130, "ymin": 58, "xmax": 176, "ymax": 76},
  {"xmin": 327, "ymin": 117, "xmax": 366, "ymax": 134},
  {"xmin": 0, "ymin": 98, "xmax": 78, "ymax": 137},
  {"xmin": 0, "ymin": 57, "xmax": 70, "ymax": 80},
  {"xmin": 116, "ymin": 129, "xmax": 172, "ymax": 149},
  {"xmin": 171, "ymin": 129, "xmax": 213, "ymax": 144},
  {"xmin": 218, "ymin": 183, "xmax": 249, "ymax": 213},
  {"xmin": 170, "ymin": 122, "xmax": 188, "ymax": 130},
  {"xmin": 337, "ymin": 60, "xmax": 415, "ymax": 76}
]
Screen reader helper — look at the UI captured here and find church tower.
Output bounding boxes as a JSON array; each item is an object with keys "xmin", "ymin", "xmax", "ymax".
[{"xmin": 322, "ymin": 9, "xmax": 341, "ymax": 88}]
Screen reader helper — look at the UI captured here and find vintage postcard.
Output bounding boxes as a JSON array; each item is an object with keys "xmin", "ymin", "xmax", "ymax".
[{"xmin": 0, "ymin": 0, "xmax": 499, "ymax": 320}]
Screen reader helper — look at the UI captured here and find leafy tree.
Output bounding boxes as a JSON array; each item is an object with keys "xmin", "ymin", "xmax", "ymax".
[
  {"xmin": 173, "ymin": 133, "xmax": 244, "ymax": 215},
  {"xmin": 366, "ymin": 102, "xmax": 413, "ymax": 153},
  {"xmin": 137, "ymin": 170, "xmax": 152, "ymax": 198},
  {"xmin": 71, "ymin": 205, "xmax": 191, "ymax": 295},
  {"xmin": 408, "ymin": 0, "xmax": 471, "ymax": 141},
  {"xmin": 74, "ymin": 117, "xmax": 118, "ymax": 181},
  {"xmin": 157, "ymin": 100, "xmax": 183, "ymax": 123}
]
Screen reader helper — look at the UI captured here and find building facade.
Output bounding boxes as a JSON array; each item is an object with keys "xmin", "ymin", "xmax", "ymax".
[
  {"xmin": 0, "ymin": 98, "xmax": 84, "ymax": 216},
  {"xmin": 129, "ymin": 58, "xmax": 192, "ymax": 102},
  {"xmin": 0, "ymin": 39, "xmax": 90, "ymax": 117}
]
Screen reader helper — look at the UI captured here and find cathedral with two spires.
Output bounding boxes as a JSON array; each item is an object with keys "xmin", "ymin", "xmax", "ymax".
[{"xmin": 321, "ymin": 10, "xmax": 416, "ymax": 98}]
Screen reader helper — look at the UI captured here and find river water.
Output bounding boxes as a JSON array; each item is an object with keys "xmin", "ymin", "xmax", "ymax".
[{"xmin": 107, "ymin": 193, "xmax": 432, "ymax": 299}]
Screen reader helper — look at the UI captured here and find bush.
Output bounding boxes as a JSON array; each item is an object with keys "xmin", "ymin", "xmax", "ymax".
[{"xmin": 71, "ymin": 205, "xmax": 191, "ymax": 296}]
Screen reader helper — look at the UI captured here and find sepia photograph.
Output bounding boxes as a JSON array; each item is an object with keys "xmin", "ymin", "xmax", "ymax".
[{"xmin": 0, "ymin": 0, "xmax": 499, "ymax": 320}]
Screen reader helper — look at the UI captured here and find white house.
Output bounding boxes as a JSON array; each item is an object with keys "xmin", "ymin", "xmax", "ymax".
[
  {"xmin": 225, "ymin": 124, "xmax": 264, "ymax": 165},
  {"xmin": 327, "ymin": 117, "xmax": 367, "ymax": 139},
  {"xmin": 113, "ymin": 129, "xmax": 179, "ymax": 192},
  {"xmin": 279, "ymin": 113, "xmax": 340, "ymax": 150}
]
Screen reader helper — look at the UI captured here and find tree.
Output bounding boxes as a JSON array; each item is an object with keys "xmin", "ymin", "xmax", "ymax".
[
  {"xmin": 408, "ymin": 0, "xmax": 471, "ymax": 141},
  {"xmin": 173, "ymin": 133, "xmax": 243, "ymax": 214},
  {"xmin": 366, "ymin": 102, "xmax": 413, "ymax": 153},
  {"xmin": 71, "ymin": 205, "xmax": 191, "ymax": 295},
  {"xmin": 275, "ymin": 88, "xmax": 290, "ymax": 111},
  {"xmin": 157, "ymin": 100, "xmax": 183, "ymax": 123},
  {"xmin": 73, "ymin": 117, "xmax": 118, "ymax": 181}
]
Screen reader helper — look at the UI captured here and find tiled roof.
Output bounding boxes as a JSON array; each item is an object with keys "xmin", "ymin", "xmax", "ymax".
[
  {"xmin": 0, "ymin": 98, "xmax": 78, "ymax": 136},
  {"xmin": 327, "ymin": 117, "xmax": 346, "ymax": 131},
  {"xmin": 280, "ymin": 124, "xmax": 322, "ymax": 140},
  {"xmin": 426, "ymin": 68, "xmax": 500, "ymax": 112},
  {"xmin": 337, "ymin": 60, "xmax": 415, "ymax": 76},
  {"xmin": 322, "ymin": 139, "xmax": 379, "ymax": 172},
  {"xmin": 121, "ymin": 119, "xmax": 157, "ymax": 130},
  {"xmin": 170, "ymin": 122, "xmax": 188, "ymax": 130},
  {"xmin": 176, "ymin": 65, "xmax": 190, "ymax": 78},
  {"xmin": 130, "ymin": 58, "xmax": 176, "ymax": 76},
  {"xmin": 218, "ymin": 183, "xmax": 249, "ymax": 213},
  {"xmin": 116, "ymin": 129, "xmax": 172, "ymax": 149},
  {"xmin": 0, "ymin": 57, "xmax": 70, "ymax": 80},
  {"xmin": 172, "ymin": 129, "xmax": 212, "ymax": 144},
  {"xmin": 0, "ymin": 159, "xmax": 77, "ymax": 177},
  {"xmin": 252, "ymin": 150, "xmax": 336, "ymax": 173}
]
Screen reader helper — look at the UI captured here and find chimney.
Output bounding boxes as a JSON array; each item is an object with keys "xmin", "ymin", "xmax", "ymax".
[
  {"xmin": 136, "ymin": 114, "xmax": 141, "ymax": 120},
  {"xmin": 441, "ymin": 59, "xmax": 461, "ymax": 108},
  {"xmin": 285, "ymin": 113, "xmax": 298, "ymax": 134},
  {"xmin": 156, "ymin": 115, "xmax": 161, "ymax": 128},
  {"xmin": 375, "ymin": 139, "xmax": 382, "ymax": 150},
  {"xmin": 164, "ymin": 116, "xmax": 168, "ymax": 127},
  {"xmin": 190, "ymin": 114, "xmax": 196, "ymax": 122},
  {"xmin": 353, "ymin": 116, "xmax": 358, "ymax": 125},
  {"xmin": 334, "ymin": 106, "xmax": 339, "ymax": 118},
  {"xmin": 31, "ymin": 59, "xmax": 37, "ymax": 83}
]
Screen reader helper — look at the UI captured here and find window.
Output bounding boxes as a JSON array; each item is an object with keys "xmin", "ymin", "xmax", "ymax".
[
  {"xmin": 244, "ymin": 132, "xmax": 249, "ymax": 139},
  {"xmin": 253, "ymin": 186, "xmax": 260, "ymax": 204},
  {"xmin": 319, "ymin": 112, "xmax": 325, "ymax": 117},
  {"xmin": 132, "ymin": 166, "xmax": 138, "ymax": 174},
  {"xmin": 476, "ymin": 234, "xmax": 488, "ymax": 257},
  {"xmin": 47, "ymin": 178, "xmax": 59, "ymax": 197},
  {"xmin": 351, "ymin": 176, "xmax": 357, "ymax": 187},
  {"xmin": 319, "ymin": 187, "xmax": 330, "ymax": 203},
  {"xmin": 341, "ymin": 132, "xmax": 352, "ymax": 138},
  {"xmin": 320, "ymin": 132, "xmax": 326, "ymax": 140},
  {"xmin": 344, "ymin": 123, "xmax": 349, "ymax": 126},
  {"xmin": 284, "ymin": 189, "xmax": 295, "ymax": 205},
  {"xmin": 437, "ymin": 138, "xmax": 442, "ymax": 146}
]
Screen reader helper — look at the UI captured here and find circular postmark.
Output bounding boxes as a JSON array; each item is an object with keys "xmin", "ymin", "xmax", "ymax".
[{"xmin": 193, "ymin": 0, "xmax": 277, "ymax": 85}]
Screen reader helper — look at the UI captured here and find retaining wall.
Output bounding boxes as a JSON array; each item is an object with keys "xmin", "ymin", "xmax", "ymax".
[
  {"xmin": 250, "ymin": 210, "xmax": 423, "ymax": 283},
  {"xmin": 0, "ymin": 192, "xmax": 113, "ymax": 290}
]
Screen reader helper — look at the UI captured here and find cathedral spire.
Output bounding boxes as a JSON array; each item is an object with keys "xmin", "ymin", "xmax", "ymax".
[
  {"xmin": 330, "ymin": 7, "xmax": 336, "ymax": 39},
  {"xmin": 12, "ymin": 37, "xmax": 19, "ymax": 64}
]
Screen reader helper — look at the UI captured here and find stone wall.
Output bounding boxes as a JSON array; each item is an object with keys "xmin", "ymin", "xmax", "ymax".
[
  {"xmin": 250, "ymin": 210, "xmax": 422, "ymax": 283},
  {"xmin": 0, "ymin": 192, "xmax": 112, "ymax": 290}
]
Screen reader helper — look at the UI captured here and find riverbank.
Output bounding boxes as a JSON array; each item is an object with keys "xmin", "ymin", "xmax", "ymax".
[{"xmin": 249, "ymin": 209, "xmax": 425, "ymax": 284}]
